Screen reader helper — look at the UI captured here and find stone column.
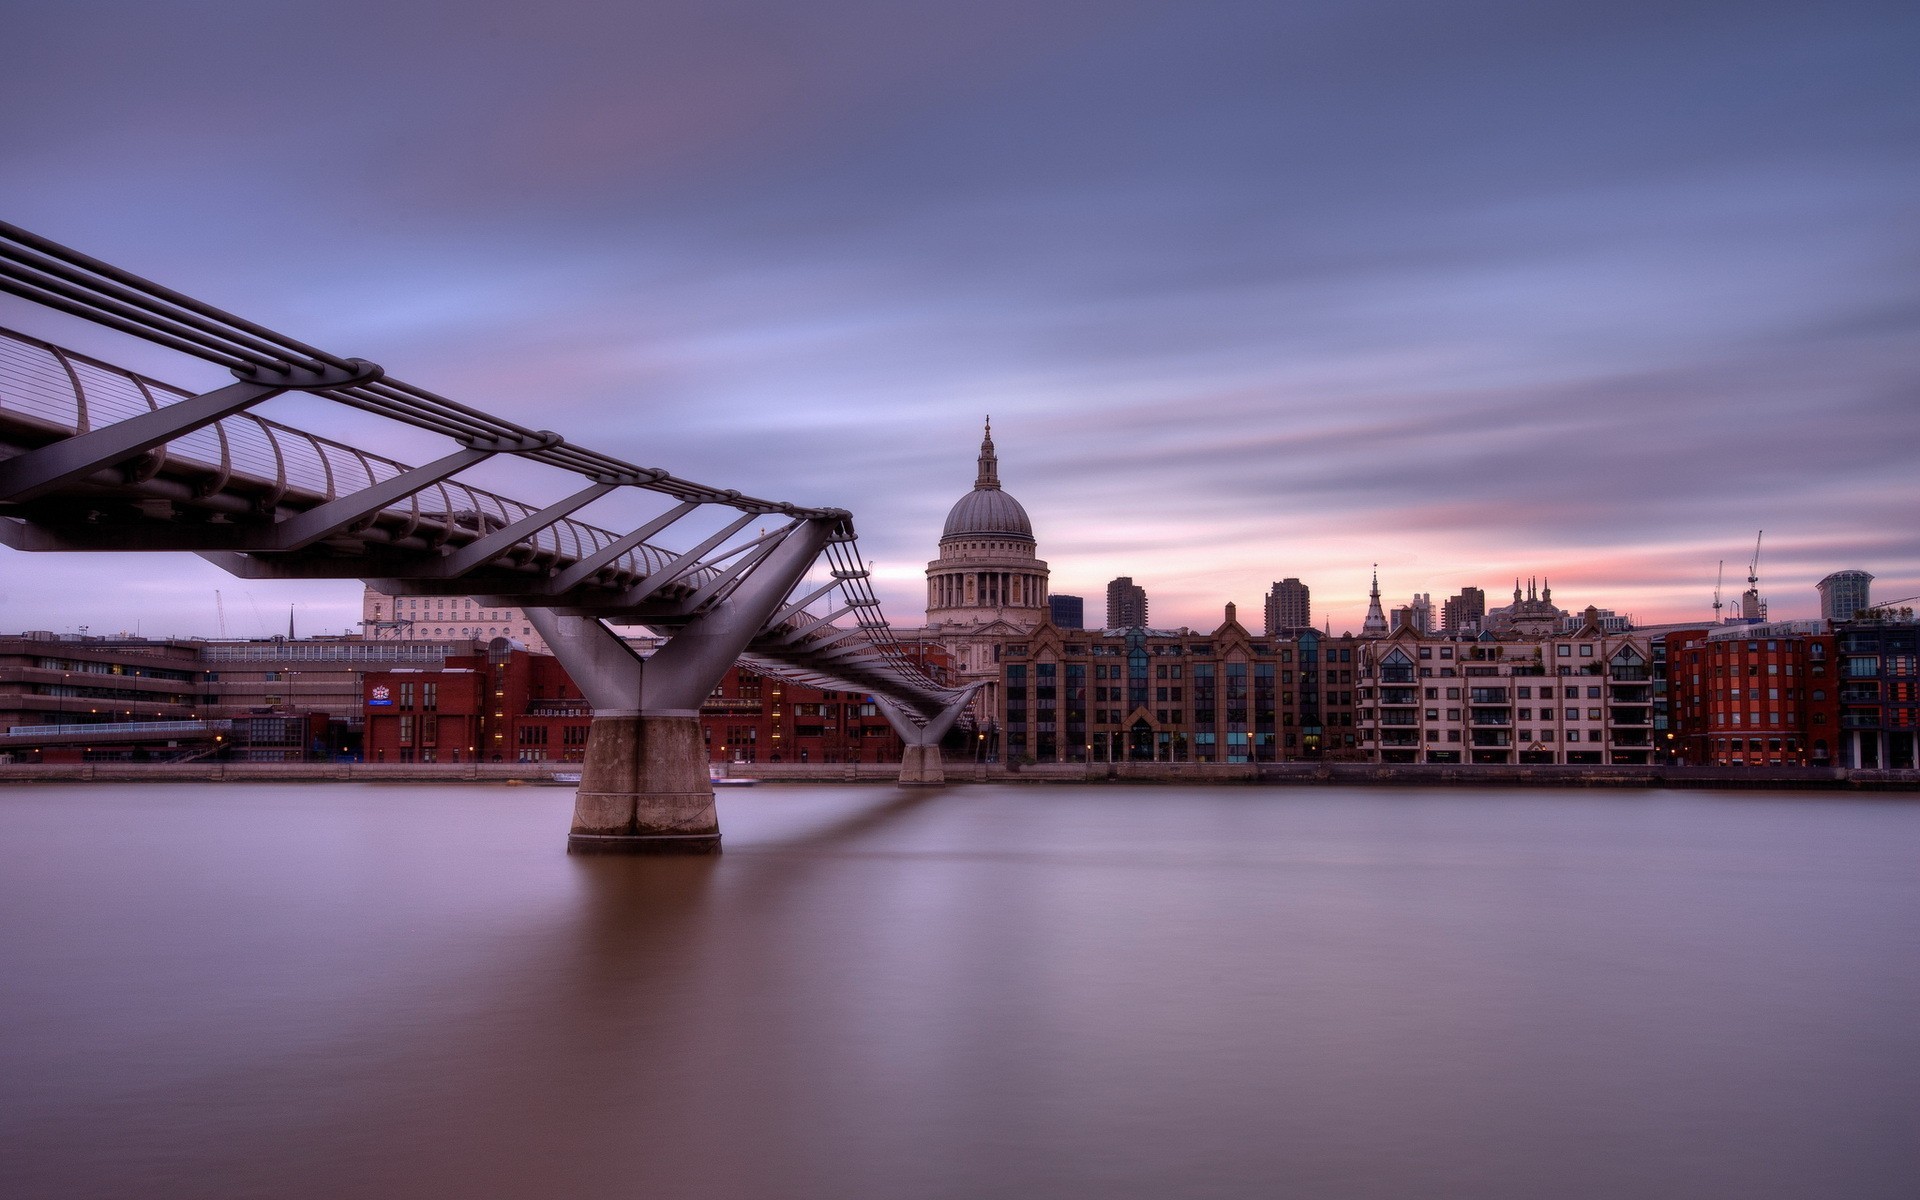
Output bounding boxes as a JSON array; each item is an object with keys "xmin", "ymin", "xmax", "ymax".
[
  {"xmin": 898, "ymin": 743, "xmax": 946, "ymax": 785},
  {"xmin": 527, "ymin": 515, "xmax": 836, "ymax": 855},
  {"xmin": 878, "ymin": 687, "xmax": 979, "ymax": 787},
  {"xmin": 568, "ymin": 715, "xmax": 718, "ymax": 854}
]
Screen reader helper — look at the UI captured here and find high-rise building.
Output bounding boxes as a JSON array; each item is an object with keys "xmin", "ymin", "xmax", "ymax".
[
  {"xmin": 1048, "ymin": 594, "xmax": 1085, "ymax": 629},
  {"xmin": 1390, "ymin": 593, "xmax": 1434, "ymax": 635},
  {"xmin": 1441, "ymin": 587, "xmax": 1486, "ymax": 634},
  {"xmin": 1106, "ymin": 577, "xmax": 1148, "ymax": 629},
  {"xmin": 1816, "ymin": 570, "xmax": 1873, "ymax": 622},
  {"xmin": 1263, "ymin": 578, "xmax": 1310, "ymax": 635}
]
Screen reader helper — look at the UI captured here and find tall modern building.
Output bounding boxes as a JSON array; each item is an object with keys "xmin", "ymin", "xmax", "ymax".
[
  {"xmin": 1390, "ymin": 593, "xmax": 1435, "ymax": 635},
  {"xmin": 1263, "ymin": 578, "xmax": 1310, "ymax": 635},
  {"xmin": 1816, "ymin": 570, "xmax": 1873, "ymax": 621},
  {"xmin": 1048, "ymin": 594, "xmax": 1085, "ymax": 629},
  {"xmin": 1106, "ymin": 577, "xmax": 1149, "ymax": 629},
  {"xmin": 1441, "ymin": 587, "xmax": 1486, "ymax": 634}
]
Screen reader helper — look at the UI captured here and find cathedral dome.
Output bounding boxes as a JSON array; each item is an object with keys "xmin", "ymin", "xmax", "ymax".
[
  {"xmin": 943, "ymin": 488, "xmax": 1033, "ymax": 540},
  {"xmin": 941, "ymin": 420, "xmax": 1034, "ymax": 542}
]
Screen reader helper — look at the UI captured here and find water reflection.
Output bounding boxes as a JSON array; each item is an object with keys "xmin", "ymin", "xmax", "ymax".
[{"xmin": 1, "ymin": 783, "xmax": 1916, "ymax": 1199}]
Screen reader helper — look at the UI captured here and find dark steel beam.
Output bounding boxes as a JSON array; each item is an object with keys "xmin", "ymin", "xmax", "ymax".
[
  {"xmin": 433, "ymin": 480, "xmax": 617, "ymax": 576},
  {"xmin": 612, "ymin": 510, "xmax": 757, "ymax": 606},
  {"xmin": 542, "ymin": 500, "xmax": 701, "ymax": 594}
]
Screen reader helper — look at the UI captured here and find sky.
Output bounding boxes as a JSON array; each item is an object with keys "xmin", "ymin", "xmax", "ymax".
[{"xmin": 1, "ymin": 0, "xmax": 1916, "ymax": 638}]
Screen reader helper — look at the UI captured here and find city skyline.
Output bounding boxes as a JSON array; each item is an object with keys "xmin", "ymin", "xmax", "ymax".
[{"xmin": 2, "ymin": 1, "xmax": 1916, "ymax": 636}]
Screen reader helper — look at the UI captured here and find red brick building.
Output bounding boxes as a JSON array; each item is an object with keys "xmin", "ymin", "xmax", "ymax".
[
  {"xmin": 1664, "ymin": 622, "xmax": 1842, "ymax": 767},
  {"xmin": 362, "ymin": 644, "xmax": 920, "ymax": 765}
]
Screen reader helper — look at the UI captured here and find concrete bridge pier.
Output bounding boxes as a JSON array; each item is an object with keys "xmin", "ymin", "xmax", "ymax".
[
  {"xmin": 528, "ymin": 519, "xmax": 832, "ymax": 854},
  {"xmin": 880, "ymin": 689, "xmax": 980, "ymax": 786}
]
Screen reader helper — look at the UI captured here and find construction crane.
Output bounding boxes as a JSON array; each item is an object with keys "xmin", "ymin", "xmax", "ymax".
[
  {"xmin": 214, "ymin": 590, "xmax": 227, "ymax": 638},
  {"xmin": 1712, "ymin": 561, "xmax": 1724, "ymax": 623},
  {"xmin": 1741, "ymin": 531, "xmax": 1767, "ymax": 622}
]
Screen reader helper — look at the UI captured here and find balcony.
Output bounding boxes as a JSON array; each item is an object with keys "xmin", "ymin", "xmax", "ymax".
[
  {"xmin": 1380, "ymin": 730, "xmax": 1420, "ymax": 746},
  {"xmin": 1379, "ymin": 667, "xmax": 1415, "ymax": 683},
  {"xmin": 1609, "ymin": 665, "xmax": 1651, "ymax": 681},
  {"xmin": 1608, "ymin": 708, "xmax": 1651, "ymax": 727},
  {"xmin": 1379, "ymin": 712, "xmax": 1418, "ymax": 727},
  {"xmin": 1378, "ymin": 688, "xmax": 1419, "ymax": 706},
  {"xmin": 1609, "ymin": 685, "xmax": 1651, "ymax": 703},
  {"xmin": 1470, "ymin": 730, "xmax": 1512, "ymax": 747},
  {"xmin": 1610, "ymin": 731, "xmax": 1652, "ymax": 747},
  {"xmin": 1469, "ymin": 710, "xmax": 1511, "ymax": 726},
  {"xmin": 1468, "ymin": 688, "xmax": 1509, "ymax": 704},
  {"xmin": 1839, "ymin": 686, "xmax": 1881, "ymax": 703},
  {"xmin": 1840, "ymin": 710, "xmax": 1882, "ymax": 728}
]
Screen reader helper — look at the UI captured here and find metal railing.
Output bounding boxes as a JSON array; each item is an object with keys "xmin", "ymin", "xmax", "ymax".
[
  {"xmin": 5, "ymin": 718, "xmax": 232, "ymax": 738},
  {"xmin": 0, "ymin": 221, "xmax": 963, "ymax": 709}
]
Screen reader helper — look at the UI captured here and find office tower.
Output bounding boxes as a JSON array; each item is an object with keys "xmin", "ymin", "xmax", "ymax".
[
  {"xmin": 1106, "ymin": 577, "xmax": 1148, "ymax": 629},
  {"xmin": 1389, "ymin": 593, "xmax": 1434, "ymax": 635},
  {"xmin": 1263, "ymin": 578, "xmax": 1310, "ymax": 635},
  {"xmin": 1048, "ymin": 594, "xmax": 1085, "ymax": 629},
  {"xmin": 1441, "ymin": 587, "xmax": 1486, "ymax": 634},
  {"xmin": 1816, "ymin": 570, "xmax": 1873, "ymax": 622}
]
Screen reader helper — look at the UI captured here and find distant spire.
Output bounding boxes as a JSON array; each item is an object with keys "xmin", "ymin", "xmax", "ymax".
[
  {"xmin": 1542, "ymin": 577, "xmax": 1551, "ymax": 603},
  {"xmin": 1362, "ymin": 563, "xmax": 1388, "ymax": 635},
  {"xmin": 1514, "ymin": 577, "xmax": 1522, "ymax": 603},
  {"xmin": 975, "ymin": 416, "xmax": 1000, "ymax": 490}
]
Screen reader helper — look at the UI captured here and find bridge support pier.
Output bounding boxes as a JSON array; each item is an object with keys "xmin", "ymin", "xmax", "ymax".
[
  {"xmin": 568, "ymin": 715, "xmax": 718, "ymax": 854},
  {"xmin": 879, "ymin": 688, "xmax": 980, "ymax": 787},
  {"xmin": 527, "ymin": 517, "xmax": 834, "ymax": 854},
  {"xmin": 898, "ymin": 743, "xmax": 946, "ymax": 785}
]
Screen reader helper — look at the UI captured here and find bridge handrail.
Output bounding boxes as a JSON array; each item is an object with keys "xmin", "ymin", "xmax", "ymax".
[
  {"xmin": 0, "ymin": 219, "xmax": 826, "ymax": 519},
  {"xmin": 0, "ymin": 328, "xmax": 692, "ymax": 583},
  {"xmin": 0, "ymin": 222, "xmax": 961, "ymax": 708}
]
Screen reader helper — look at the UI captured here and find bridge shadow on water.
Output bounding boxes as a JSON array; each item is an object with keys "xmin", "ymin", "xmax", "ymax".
[{"xmin": 285, "ymin": 786, "xmax": 962, "ymax": 1200}]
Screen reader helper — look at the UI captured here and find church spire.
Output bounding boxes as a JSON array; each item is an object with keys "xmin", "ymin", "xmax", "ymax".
[
  {"xmin": 975, "ymin": 416, "xmax": 1000, "ymax": 490},
  {"xmin": 1362, "ymin": 563, "xmax": 1388, "ymax": 635}
]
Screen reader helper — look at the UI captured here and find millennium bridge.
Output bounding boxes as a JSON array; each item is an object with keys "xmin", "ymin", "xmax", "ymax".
[{"xmin": 0, "ymin": 221, "xmax": 975, "ymax": 852}]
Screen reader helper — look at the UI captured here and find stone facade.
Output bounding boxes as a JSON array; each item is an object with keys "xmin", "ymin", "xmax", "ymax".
[
  {"xmin": 985, "ymin": 608, "xmax": 1363, "ymax": 764},
  {"xmin": 922, "ymin": 421, "xmax": 1049, "ymax": 724}
]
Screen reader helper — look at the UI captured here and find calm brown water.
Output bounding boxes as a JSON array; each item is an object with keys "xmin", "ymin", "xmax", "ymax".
[{"xmin": 2, "ymin": 782, "xmax": 1916, "ymax": 1199}]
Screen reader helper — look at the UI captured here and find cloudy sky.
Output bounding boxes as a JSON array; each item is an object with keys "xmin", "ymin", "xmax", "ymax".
[{"xmin": 2, "ymin": 0, "xmax": 1915, "ymax": 637}]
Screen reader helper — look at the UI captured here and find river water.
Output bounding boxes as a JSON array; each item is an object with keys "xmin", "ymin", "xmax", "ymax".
[{"xmin": 1, "ymin": 782, "xmax": 1916, "ymax": 1199}]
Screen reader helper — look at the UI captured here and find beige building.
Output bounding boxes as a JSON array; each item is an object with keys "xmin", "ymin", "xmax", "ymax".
[
  {"xmin": 1354, "ymin": 613, "xmax": 1655, "ymax": 765},
  {"xmin": 361, "ymin": 588, "xmax": 551, "ymax": 655}
]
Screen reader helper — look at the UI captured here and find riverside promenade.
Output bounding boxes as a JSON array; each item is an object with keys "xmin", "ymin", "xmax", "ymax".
[{"xmin": 2, "ymin": 760, "xmax": 1916, "ymax": 792}]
